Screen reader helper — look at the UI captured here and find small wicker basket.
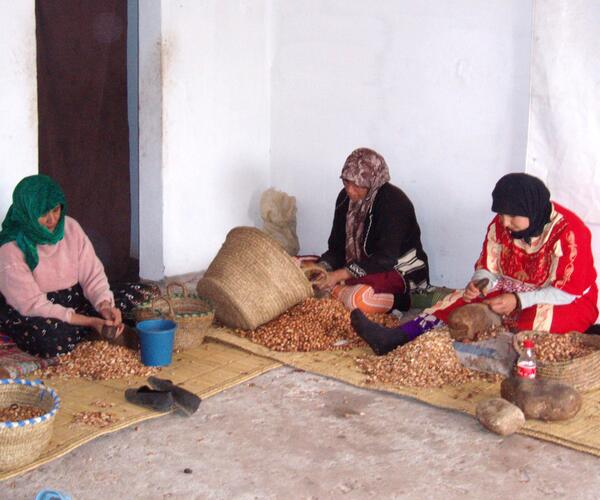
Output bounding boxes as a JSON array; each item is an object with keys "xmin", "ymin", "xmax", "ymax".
[
  {"xmin": 133, "ymin": 283, "xmax": 214, "ymax": 351},
  {"xmin": 513, "ymin": 331, "xmax": 600, "ymax": 392},
  {"xmin": 0, "ymin": 379, "xmax": 60, "ymax": 471}
]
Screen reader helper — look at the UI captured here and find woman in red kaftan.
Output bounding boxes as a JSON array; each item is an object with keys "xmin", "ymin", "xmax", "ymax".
[
  {"xmin": 349, "ymin": 173, "xmax": 599, "ymax": 356},
  {"xmin": 428, "ymin": 201, "xmax": 598, "ymax": 333}
]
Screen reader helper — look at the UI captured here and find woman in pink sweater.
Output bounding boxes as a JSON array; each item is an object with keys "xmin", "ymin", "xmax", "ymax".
[{"xmin": 0, "ymin": 175, "xmax": 155, "ymax": 358}]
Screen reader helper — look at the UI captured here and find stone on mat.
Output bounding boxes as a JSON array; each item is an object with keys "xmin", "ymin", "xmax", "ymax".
[
  {"xmin": 448, "ymin": 303, "xmax": 502, "ymax": 341},
  {"xmin": 476, "ymin": 397, "xmax": 525, "ymax": 436},
  {"xmin": 500, "ymin": 376, "xmax": 582, "ymax": 421}
]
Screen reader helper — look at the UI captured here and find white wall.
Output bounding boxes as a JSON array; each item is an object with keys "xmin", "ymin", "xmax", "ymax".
[
  {"xmin": 0, "ymin": 1, "xmax": 37, "ymax": 218},
  {"xmin": 270, "ymin": 0, "xmax": 533, "ymax": 287},
  {"xmin": 1, "ymin": 1, "xmax": 536, "ymax": 291},
  {"xmin": 526, "ymin": 0, "xmax": 600, "ymax": 309},
  {"xmin": 139, "ymin": 0, "xmax": 165, "ymax": 280},
  {"xmin": 157, "ymin": 0, "xmax": 271, "ymax": 277},
  {"xmin": 1, "ymin": 2, "xmax": 595, "ymax": 313}
]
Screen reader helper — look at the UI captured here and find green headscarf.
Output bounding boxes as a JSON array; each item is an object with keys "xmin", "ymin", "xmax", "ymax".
[{"xmin": 0, "ymin": 174, "xmax": 67, "ymax": 271}]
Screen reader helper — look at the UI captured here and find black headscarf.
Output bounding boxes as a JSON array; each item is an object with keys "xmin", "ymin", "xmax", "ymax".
[{"xmin": 491, "ymin": 173, "xmax": 552, "ymax": 244}]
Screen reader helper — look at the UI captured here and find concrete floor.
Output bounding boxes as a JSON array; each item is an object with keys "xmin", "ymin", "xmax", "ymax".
[{"xmin": 2, "ymin": 367, "xmax": 600, "ymax": 499}]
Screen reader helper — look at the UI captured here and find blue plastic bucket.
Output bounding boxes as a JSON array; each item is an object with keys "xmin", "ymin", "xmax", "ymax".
[{"xmin": 136, "ymin": 319, "xmax": 177, "ymax": 367}]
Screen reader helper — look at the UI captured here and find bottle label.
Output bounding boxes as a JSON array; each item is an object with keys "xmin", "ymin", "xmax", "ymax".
[{"xmin": 517, "ymin": 364, "xmax": 536, "ymax": 379}]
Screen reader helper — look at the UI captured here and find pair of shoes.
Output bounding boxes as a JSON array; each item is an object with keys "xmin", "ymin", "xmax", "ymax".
[
  {"xmin": 124, "ymin": 385, "xmax": 173, "ymax": 412},
  {"xmin": 124, "ymin": 377, "xmax": 202, "ymax": 415},
  {"xmin": 147, "ymin": 376, "xmax": 202, "ymax": 416}
]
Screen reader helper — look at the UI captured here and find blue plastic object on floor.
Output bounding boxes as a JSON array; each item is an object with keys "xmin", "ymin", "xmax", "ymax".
[
  {"xmin": 136, "ymin": 319, "xmax": 176, "ymax": 367},
  {"xmin": 35, "ymin": 490, "xmax": 72, "ymax": 500}
]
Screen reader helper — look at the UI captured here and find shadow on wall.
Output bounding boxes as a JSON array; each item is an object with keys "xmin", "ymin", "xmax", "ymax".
[{"xmin": 216, "ymin": 164, "xmax": 269, "ymax": 228}]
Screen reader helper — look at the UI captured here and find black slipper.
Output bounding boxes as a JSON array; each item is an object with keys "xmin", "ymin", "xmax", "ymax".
[
  {"xmin": 147, "ymin": 376, "xmax": 201, "ymax": 416},
  {"xmin": 124, "ymin": 385, "xmax": 174, "ymax": 412}
]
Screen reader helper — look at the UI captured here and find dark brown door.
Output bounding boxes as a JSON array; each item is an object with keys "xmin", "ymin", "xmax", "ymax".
[{"xmin": 36, "ymin": 0, "xmax": 135, "ymax": 282}]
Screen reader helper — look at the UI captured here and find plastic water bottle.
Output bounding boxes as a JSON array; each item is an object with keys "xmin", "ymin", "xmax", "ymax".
[{"xmin": 517, "ymin": 339, "xmax": 536, "ymax": 379}]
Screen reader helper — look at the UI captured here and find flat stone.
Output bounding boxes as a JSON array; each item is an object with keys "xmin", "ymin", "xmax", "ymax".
[
  {"xmin": 448, "ymin": 303, "xmax": 502, "ymax": 341},
  {"xmin": 476, "ymin": 398, "xmax": 525, "ymax": 436},
  {"xmin": 500, "ymin": 376, "xmax": 582, "ymax": 421}
]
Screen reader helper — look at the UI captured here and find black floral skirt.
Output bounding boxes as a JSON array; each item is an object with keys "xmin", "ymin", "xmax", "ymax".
[{"xmin": 0, "ymin": 283, "xmax": 159, "ymax": 358}]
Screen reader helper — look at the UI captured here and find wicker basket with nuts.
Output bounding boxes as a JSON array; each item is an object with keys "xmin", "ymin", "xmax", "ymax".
[{"xmin": 513, "ymin": 331, "xmax": 600, "ymax": 392}]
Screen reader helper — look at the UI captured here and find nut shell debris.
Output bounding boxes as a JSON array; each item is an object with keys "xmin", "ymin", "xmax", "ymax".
[
  {"xmin": 35, "ymin": 341, "xmax": 159, "ymax": 380},
  {"xmin": 0, "ymin": 404, "xmax": 46, "ymax": 422},
  {"xmin": 533, "ymin": 333, "xmax": 596, "ymax": 363},
  {"xmin": 72, "ymin": 411, "xmax": 120, "ymax": 428},
  {"xmin": 357, "ymin": 328, "xmax": 502, "ymax": 388},
  {"xmin": 235, "ymin": 298, "xmax": 400, "ymax": 352}
]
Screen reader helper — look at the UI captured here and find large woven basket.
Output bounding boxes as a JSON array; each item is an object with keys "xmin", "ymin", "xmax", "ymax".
[
  {"xmin": 196, "ymin": 227, "xmax": 314, "ymax": 330},
  {"xmin": 0, "ymin": 379, "xmax": 60, "ymax": 471},
  {"xmin": 513, "ymin": 331, "xmax": 600, "ymax": 392},
  {"xmin": 133, "ymin": 283, "xmax": 214, "ymax": 351}
]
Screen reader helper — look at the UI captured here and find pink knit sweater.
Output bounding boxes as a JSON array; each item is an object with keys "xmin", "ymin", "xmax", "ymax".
[{"xmin": 0, "ymin": 216, "xmax": 114, "ymax": 322}]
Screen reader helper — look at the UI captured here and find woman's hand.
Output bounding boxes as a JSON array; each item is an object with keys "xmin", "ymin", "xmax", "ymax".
[
  {"xmin": 69, "ymin": 302, "xmax": 125, "ymax": 338},
  {"xmin": 98, "ymin": 301, "xmax": 123, "ymax": 326},
  {"xmin": 98, "ymin": 301, "xmax": 124, "ymax": 337},
  {"xmin": 483, "ymin": 293, "xmax": 518, "ymax": 316},
  {"xmin": 319, "ymin": 268, "xmax": 352, "ymax": 290},
  {"xmin": 69, "ymin": 313, "xmax": 107, "ymax": 334},
  {"xmin": 463, "ymin": 281, "xmax": 483, "ymax": 302}
]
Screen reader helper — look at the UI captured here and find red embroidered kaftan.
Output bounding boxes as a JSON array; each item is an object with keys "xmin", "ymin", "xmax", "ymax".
[{"xmin": 429, "ymin": 202, "xmax": 598, "ymax": 333}]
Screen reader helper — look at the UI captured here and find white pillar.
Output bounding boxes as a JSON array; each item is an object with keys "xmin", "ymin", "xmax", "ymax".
[
  {"xmin": 0, "ymin": 0, "xmax": 38, "ymax": 218},
  {"xmin": 138, "ymin": 0, "xmax": 165, "ymax": 280}
]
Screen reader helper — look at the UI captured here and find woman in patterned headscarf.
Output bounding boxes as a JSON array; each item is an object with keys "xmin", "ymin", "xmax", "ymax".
[
  {"xmin": 317, "ymin": 148, "xmax": 430, "ymax": 313},
  {"xmin": 0, "ymin": 175, "xmax": 156, "ymax": 358},
  {"xmin": 351, "ymin": 173, "xmax": 599, "ymax": 355}
]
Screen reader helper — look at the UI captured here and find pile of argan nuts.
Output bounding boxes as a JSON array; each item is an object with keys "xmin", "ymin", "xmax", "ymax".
[
  {"xmin": 71, "ymin": 411, "xmax": 120, "ymax": 428},
  {"xmin": 0, "ymin": 404, "xmax": 46, "ymax": 422},
  {"xmin": 236, "ymin": 298, "xmax": 401, "ymax": 352},
  {"xmin": 357, "ymin": 328, "xmax": 502, "ymax": 388},
  {"xmin": 531, "ymin": 333, "xmax": 597, "ymax": 363},
  {"xmin": 35, "ymin": 341, "xmax": 159, "ymax": 381}
]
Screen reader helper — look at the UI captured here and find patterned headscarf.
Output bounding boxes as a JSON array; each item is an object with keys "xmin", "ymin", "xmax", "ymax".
[
  {"xmin": 0, "ymin": 175, "xmax": 67, "ymax": 271},
  {"xmin": 341, "ymin": 148, "xmax": 390, "ymax": 263}
]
